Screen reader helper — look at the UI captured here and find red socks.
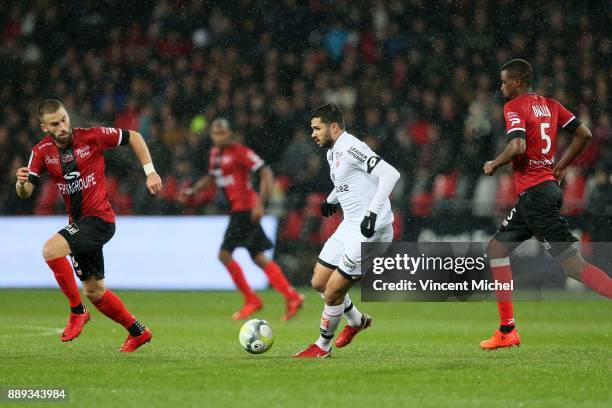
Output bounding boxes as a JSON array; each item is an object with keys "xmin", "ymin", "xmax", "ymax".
[
  {"xmin": 46, "ymin": 257, "xmax": 82, "ymax": 308},
  {"xmin": 226, "ymin": 259, "xmax": 297, "ymax": 302},
  {"xmin": 93, "ymin": 290, "xmax": 136, "ymax": 329},
  {"xmin": 580, "ymin": 263, "xmax": 612, "ymax": 299},
  {"xmin": 263, "ymin": 260, "xmax": 297, "ymax": 300},
  {"xmin": 226, "ymin": 260, "xmax": 258, "ymax": 302},
  {"xmin": 491, "ymin": 258, "xmax": 515, "ymax": 327}
]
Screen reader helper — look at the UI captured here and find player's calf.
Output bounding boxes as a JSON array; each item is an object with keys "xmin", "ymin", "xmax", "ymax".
[{"xmin": 562, "ymin": 251, "xmax": 612, "ymax": 299}]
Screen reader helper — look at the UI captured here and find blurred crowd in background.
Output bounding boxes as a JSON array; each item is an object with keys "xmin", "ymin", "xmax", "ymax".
[{"xmin": 1, "ymin": 0, "xmax": 610, "ymax": 245}]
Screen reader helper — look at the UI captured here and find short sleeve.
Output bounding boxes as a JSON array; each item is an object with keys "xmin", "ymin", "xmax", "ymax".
[
  {"xmin": 27, "ymin": 148, "xmax": 44, "ymax": 186},
  {"xmin": 346, "ymin": 142, "xmax": 383, "ymax": 174},
  {"xmin": 557, "ymin": 101, "xmax": 581, "ymax": 133},
  {"xmin": 239, "ymin": 146, "xmax": 265, "ymax": 172},
  {"xmin": 503, "ymin": 103, "xmax": 526, "ymax": 139},
  {"xmin": 93, "ymin": 127, "xmax": 130, "ymax": 151}
]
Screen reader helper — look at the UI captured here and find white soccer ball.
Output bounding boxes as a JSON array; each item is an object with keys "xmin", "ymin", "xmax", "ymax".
[{"xmin": 239, "ymin": 319, "xmax": 274, "ymax": 354}]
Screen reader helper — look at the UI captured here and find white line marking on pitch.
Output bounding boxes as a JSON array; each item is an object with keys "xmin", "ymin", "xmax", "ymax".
[{"xmin": 0, "ymin": 324, "xmax": 62, "ymax": 338}]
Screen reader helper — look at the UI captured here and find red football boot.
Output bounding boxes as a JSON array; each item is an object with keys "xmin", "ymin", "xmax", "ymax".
[
  {"xmin": 61, "ymin": 310, "xmax": 91, "ymax": 342},
  {"xmin": 232, "ymin": 298, "xmax": 263, "ymax": 320},
  {"xmin": 294, "ymin": 343, "xmax": 331, "ymax": 358},
  {"xmin": 335, "ymin": 314, "xmax": 372, "ymax": 348},
  {"xmin": 282, "ymin": 294, "xmax": 305, "ymax": 321},
  {"xmin": 119, "ymin": 328, "xmax": 152, "ymax": 352}
]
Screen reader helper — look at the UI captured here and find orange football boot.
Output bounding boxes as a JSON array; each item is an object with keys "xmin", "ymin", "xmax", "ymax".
[{"xmin": 480, "ymin": 328, "xmax": 521, "ymax": 350}]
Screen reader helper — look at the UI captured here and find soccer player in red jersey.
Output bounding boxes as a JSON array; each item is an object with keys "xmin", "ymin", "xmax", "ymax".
[
  {"xmin": 184, "ymin": 118, "xmax": 304, "ymax": 320},
  {"xmin": 15, "ymin": 99, "xmax": 162, "ymax": 352},
  {"xmin": 481, "ymin": 60, "xmax": 612, "ymax": 349}
]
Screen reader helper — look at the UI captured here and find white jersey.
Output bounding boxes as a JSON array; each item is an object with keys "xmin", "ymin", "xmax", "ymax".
[{"xmin": 327, "ymin": 131, "xmax": 394, "ymax": 227}]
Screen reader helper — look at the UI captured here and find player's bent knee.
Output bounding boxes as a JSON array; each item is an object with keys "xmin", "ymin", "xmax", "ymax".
[
  {"xmin": 486, "ymin": 239, "xmax": 509, "ymax": 260},
  {"xmin": 83, "ymin": 285, "xmax": 105, "ymax": 303},
  {"xmin": 251, "ymin": 252, "xmax": 268, "ymax": 268},
  {"xmin": 323, "ymin": 287, "xmax": 345, "ymax": 306},
  {"xmin": 42, "ymin": 242, "xmax": 61, "ymax": 261},
  {"xmin": 42, "ymin": 234, "xmax": 71, "ymax": 261},
  {"xmin": 311, "ymin": 276, "xmax": 326, "ymax": 293},
  {"xmin": 561, "ymin": 253, "xmax": 586, "ymax": 281},
  {"xmin": 218, "ymin": 251, "xmax": 232, "ymax": 265}
]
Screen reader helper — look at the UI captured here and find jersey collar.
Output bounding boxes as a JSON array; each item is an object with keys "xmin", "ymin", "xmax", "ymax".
[{"xmin": 330, "ymin": 131, "xmax": 347, "ymax": 151}]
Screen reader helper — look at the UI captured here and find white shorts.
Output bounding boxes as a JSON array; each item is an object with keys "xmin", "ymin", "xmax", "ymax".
[{"xmin": 318, "ymin": 221, "xmax": 394, "ymax": 280}]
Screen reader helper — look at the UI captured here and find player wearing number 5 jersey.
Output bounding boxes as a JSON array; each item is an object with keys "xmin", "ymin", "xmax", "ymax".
[
  {"xmin": 481, "ymin": 59, "xmax": 612, "ymax": 350},
  {"xmin": 15, "ymin": 99, "xmax": 162, "ymax": 352},
  {"xmin": 295, "ymin": 104, "xmax": 400, "ymax": 358}
]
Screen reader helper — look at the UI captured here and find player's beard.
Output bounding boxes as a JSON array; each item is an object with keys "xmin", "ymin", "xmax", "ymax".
[
  {"xmin": 52, "ymin": 129, "xmax": 73, "ymax": 147},
  {"xmin": 319, "ymin": 129, "xmax": 333, "ymax": 149}
]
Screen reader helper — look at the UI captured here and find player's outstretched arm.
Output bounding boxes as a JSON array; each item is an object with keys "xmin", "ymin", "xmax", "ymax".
[
  {"xmin": 128, "ymin": 130, "xmax": 162, "ymax": 195},
  {"xmin": 553, "ymin": 124, "xmax": 593, "ymax": 181},
  {"xmin": 483, "ymin": 138, "xmax": 526, "ymax": 176},
  {"xmin": 15, "ymin": 167, "xmax": 35, "ymax": 199}
]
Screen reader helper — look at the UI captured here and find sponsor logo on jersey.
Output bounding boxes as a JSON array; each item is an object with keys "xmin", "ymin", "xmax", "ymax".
[
  {"xmin": 45, "ymin": 155, "xmax": 59, "ymax": 165},
  {"xmin": 221, "ymin": 155, "xmax": 234, "ymax": 165},
  {"xmin": 529, "ymin": 158, "xmax": 554, "ymax": 168},
  {"xmin": 57, "ymin": 174, "xmax": 96, "ymax": 195},
  {"xmin": 506, "ymin": 111, "xmax": 521, "ymax": 127},
  {"xmin": 38, "ymin": 142, "xmax": 53, "ymax": 150},
  {"xmin": 347, "ymin": 146, "xmax": 367, "ymax": 163},
  {"xmin": 74, "ymin": 145, "xmax": 91, "ymax": 159},
  {"xmin": 63, "ymin": 171, "xmax": 81, "ymax": 180},
  {"xmin": 366, "ymin": 156, "xmax": 382, "ymax": 173},
  {"xmin": 61, "ymin": 151, "xmax": 75, "ymax": 163}
]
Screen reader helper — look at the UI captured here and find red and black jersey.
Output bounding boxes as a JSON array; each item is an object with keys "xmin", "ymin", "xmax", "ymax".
[
  {"xmin": 208, "ymin": 143, "xmax": 265, "ymax": 212},
  {"xmin": 28, "ymin": 127, "xmax": 130, "ymax": 223},
  {"xmin": 503, "ymin": 93, "xmax": 581, "ymax": 195}
]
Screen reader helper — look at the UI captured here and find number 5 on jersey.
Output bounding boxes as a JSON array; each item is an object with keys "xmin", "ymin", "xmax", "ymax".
[{"xmin": 540, "ymin": 123, "xmax": 551, "ymax": 154}]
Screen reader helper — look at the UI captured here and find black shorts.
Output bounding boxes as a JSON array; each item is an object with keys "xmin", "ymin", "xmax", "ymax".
[
  {"xmin": 58, "ymin": 216, "xmax": 116, "ymax": 281},
  {"xmin": 493, "ymin": 180, "xmax": 578, "ymax": 260},
  {"xmin": 221, "ymin": 212, "xmax": 273, "ymax": 256}
]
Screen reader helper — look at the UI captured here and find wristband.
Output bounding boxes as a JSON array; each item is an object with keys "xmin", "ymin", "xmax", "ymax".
[{"xmin": 143, "ymin": 163, "xmax": 156, "ymax": 176}]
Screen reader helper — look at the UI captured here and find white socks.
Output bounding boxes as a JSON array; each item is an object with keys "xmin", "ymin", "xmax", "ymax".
[
  {"xmin": 318, "ymin": 292, "xmax": 364, "ymax": 327},
  {"xmin": 343, "ymin": 294, "xmax": 363, "ymax": 327},
  {"xmin": 315, "ymin": 303, "xmax": 344, "ymax": 351}
]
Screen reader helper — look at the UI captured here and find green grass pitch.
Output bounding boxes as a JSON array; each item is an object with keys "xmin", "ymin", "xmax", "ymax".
[{"xmin": 0, "ymin": 289, "xmax": 610, "ymax": 407}]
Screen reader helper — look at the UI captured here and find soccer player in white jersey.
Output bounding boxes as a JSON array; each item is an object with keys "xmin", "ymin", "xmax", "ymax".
[{"xmin": 295, "ymin": 104, "xmax": 400, "ymax": 358}]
